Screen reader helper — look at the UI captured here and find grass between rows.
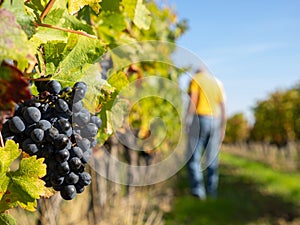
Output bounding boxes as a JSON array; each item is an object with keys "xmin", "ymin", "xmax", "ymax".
[{"xmin": 164, "ymin": 151, "xmax": 300, "ymax": 225}]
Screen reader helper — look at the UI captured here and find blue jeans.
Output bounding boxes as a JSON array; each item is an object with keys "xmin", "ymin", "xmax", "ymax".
[{"xmin": 187, "ymin": 115, "xmax": 221, "ymax": 199}]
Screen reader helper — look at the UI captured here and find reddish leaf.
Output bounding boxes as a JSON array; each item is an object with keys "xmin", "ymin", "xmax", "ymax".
[{"xmin": 0, "ymin": 61, "xmax": 32, "ymax": 110}]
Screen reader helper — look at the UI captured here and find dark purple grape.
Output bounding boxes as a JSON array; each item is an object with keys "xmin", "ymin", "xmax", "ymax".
[
  {"xmin": 21, "ymin": 138, "xmax": 39, "ymax": 155},
  {"xmin": 31, "ymin": 128, "xmax": 44, "ymax": 143},
  {"xmin": 90, "ymin": 116, "xmax": 102, "ymax": 129},
  {"xmin": 60, "ymin": 185, "xmax": 76, "ymax": 200},
  {"xmin": 50, "ymin": 174, "xmax": 64, "ymax": 186},
  {"xmin": 82, "ymin": 123, "xmax": 98, "ymax": 138},
  {"xmin": 69, "ymin": 157, "xmax": 83, "ymax": 172},
  {"xmin": 78, "ymin": 138, "xmax": 90, "ymax": 152},
  {"xmin": 81, "ymin": 150, "xmax": 92, "ymax": 164},
  {"xmin": 23, "ymin": 107, "xmax": 41, "ymax": 124},
  {"xmin": 78, "ymin": 172, "xmax": 91, "ymax": 186},
  {"xmin": 57, "ymin": 161, "xmax": 70, "ymax": 175},
  {"xmin": 45, "ymin": 127, "xmax": 59, "ymax": 142},
  {"xmin": 75, "ymin": 183, "xmax": 85, "ymax": 193},
  {"xmin": 54, "ymin": 134, "xmax": 69, "ymax": 150},
  {"xmin": 55, "ymin": 148, "xmax": 70, "ymax": 162},
  {"xmin": 55, "ymin": 99, "xmax": 69, "ymax": 112},
  {"xmin": 71, "ymin": 101, "xmax": 82, "ymax": 113},
  {"xmin": 8, "ymin": 116, "xmax": 25, "ymax": 133},
  {"xmin": 70, "ymin": 146, "xmax": 83, "ymax": 159},
  {"xmin": 65, "ymin": 172, "xmax": 79, "ymax": 185},
  {"xmin": 73, "ymin": 111, "xmax": 90, "ymax": 126},
  {"xmin": 46, "ymin": 80, "xmax": 61, "ymax": 94},
  {"xmin": 38, "ymin": 120, "xmax": 52, "ymax": 131}
]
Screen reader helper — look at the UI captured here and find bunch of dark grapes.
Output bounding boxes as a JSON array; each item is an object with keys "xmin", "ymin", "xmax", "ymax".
[{"xmin": 1, "ymin": 79, "xmax": 102, "ymax": 200}]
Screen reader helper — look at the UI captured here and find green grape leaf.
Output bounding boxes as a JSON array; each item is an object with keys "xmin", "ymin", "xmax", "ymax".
[
  {"xmin": 2, "ymin": 0, "xmax": 36, "ymax": 38},
  {"xmin": 0, "ymin": 140, "xmax": 21, "ymax": 176},
  {"xmin": 122, "ymin": 0, "xmax": 137, "ymax": 20},
  {"xmin": 7, "ymin": 156, "xmax": 46, "ymax": 200},
  {"xmin": 0, "ymin": 213, "xmax": 17, "ymax": 225},
  {"xmin": 53, "ymin": 34, "xmax": 105, "ymax": 82},
  {"xmin": 0, "ymin": 141, "xmax": 46, "ymax": 213},
  {"xmin": 133, "ymin": 0, "xmax": 151, "ymax": 30},
  {"xmin": 107, "ymin": 71, "xmax": 129, "ymax": 92},
  {"xmin": 100, "ymin": 0, "xmax": 120, "ymax": 12},
  {"xmin": 0, "ymin": 9, "xmax": 36, "ymax": 71},
  {"xmin": 68, "ymin": 0, "xmax": 102, "ymax": 15}
]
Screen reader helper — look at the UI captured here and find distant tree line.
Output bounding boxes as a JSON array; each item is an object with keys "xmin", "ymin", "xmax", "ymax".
[{"xmin": 224, "ymin": 82, "xmax": 300, "ymax": 156}]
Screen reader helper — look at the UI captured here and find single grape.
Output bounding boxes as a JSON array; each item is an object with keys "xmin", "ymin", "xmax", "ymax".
[
  {"xmin": 81, "ymin": 150, "xmax": 92, "ymax": 164},
  {"xmin": 50, "ymin": 174, "xmax": 64, "ymax": 186},
  {"xmin": 8, "ymin": 116, "xmax": 25, "ymax": 133},
  {"xmin": 82, "ymin": 123, "xmax": 98, "ymax": 138},
  {"xmin": 90, "ymin": 115, "xmax": 102, "ymax": 129},
  {"xmin": 46, "ymin": 80, "xmax": 61, "ymax": 94},
  {"xmin": 55, "ymin": 99, "xmax": 69, "ymax": 112},
  {"xmin": 72, "ymin": 84, "xmax": 87, "ymax": 102},
  {"xmin": 78, "ymin": 138, "xmax": 90, "ymax": 152},
  {"xmin": 73, "ymin": 82, "xmax": 87, "ymax": 91},
  {"xmin": 57, "ymin": 161, "xmax": 70, "ymax": 175},
  {"xmin": 60, "ymin": 185, "xmax": 76, "ymax": 200},
  {"xmin": 21, "ymin": 138, "xmax": 39, "ymax": 155},
  {"xmin": 65, "ymin": 172, "xmax": 79, "ymax": 185},
  {"xmin": 90, "ymin": 138, "xmax": 97, "ymax": 148},
  {"xmin": 78, "ymin": 172, "xmax": 92, "ymax": 186},
  {"xmin": 70, "ymin": 146, "xmax": 83, "ymax": 159},
  {"xmin": 71, "ymin": 101, "xmax": 83, "ymax": 113},
  {"xmin": 73, "ymin": 111, "xmax": 90, "ymax": 127},
  {"xmin": 38, "ymin": 120, "xmax": 52, "ymax": 131},
  {"xmin": 56, "ymin": 119, "xmax": 71, "ymax": 132},
  {"xmin": 55, "ymin": 148, "xmax": 70, "ymax": 162},
  {"xmin": 31, "ymin": 128, "xmax": 44, "ymax": 143},
  {"xmin": 54, "ymin": 134, "xmax": 69, "ymax": 150},
  {"xmin": 23, "ymin": 107, "xmax": 41, "ymax": 124},
  {"xmin": 45, "ymin": 127, "xmax": 59, "ymax": 142},
  {"xmin": 75, "ymin": 183, "xmax": 85, "ymax": 193},
  {"xmin": 69, "ymin": 157, "xmax": 83, "ymax": 172}
]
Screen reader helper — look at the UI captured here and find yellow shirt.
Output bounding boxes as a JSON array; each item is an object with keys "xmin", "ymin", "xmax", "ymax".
[{"xmin": 189, "ymin": 72, "xmax": 225, "ymax": 116}]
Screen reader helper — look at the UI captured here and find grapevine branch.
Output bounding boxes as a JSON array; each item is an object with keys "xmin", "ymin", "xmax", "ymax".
[
  {"xmin": 40, "ymin": 0, "xmax": 57, "ymax": 21},
  {"xmin": 35, "ymin": 23, "xmax": 97, "ymax": 39}
]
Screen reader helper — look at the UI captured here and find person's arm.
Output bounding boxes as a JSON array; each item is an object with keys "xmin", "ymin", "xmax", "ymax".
[
  {"xmin": 188, "ymin": 90, "xmax": 199, "ymax": 115},
  {"xmin": 185, "ymin": 90, "xmax": 199, "ymax": 132}
]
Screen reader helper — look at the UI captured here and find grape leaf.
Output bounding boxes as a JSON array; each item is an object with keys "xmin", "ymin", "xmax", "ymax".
[
  {"xmin": 0, "ymin": 9, "xmax": 36, "ymax": 71},
  {"xmin": 68, "ymin": 0, "xmax": 102, "ymax": 15},
  {"xmin": 0, "ymin": 213, "xmax": 17, "ymax": 225},
  {"xmin": 133, "ymin": 0, "xmax": 151, "ymax": 30},
  {"xmin": 2, "ymin": 0, "xmax": 36, "ymax": 38},
  {"xmin": 53, "ymin": 34, "xmax": 105, "ymax": 82},
  {"xmin": 0, "ymin": 62, "xmax": 32, "ymax": 111},
  {"xmin": 0, "ymin": 140, "xmax": 46, "ymax": 212},
  {"xmin": 122, "ymin": 0, "xmax": 137, "ymax": 20},
  {"xmin": 121, "ymin": 0, "xmax": 151, "ymax": 29},
  {"xmin": 100, "ymin": 0, "xmax": 120, "ymax": 12},
  {"xmin": 107, "ymin": 71, "xmax": 129, "ymax": 92},
  {"xmin": 0, "ymin": 140, "xmax": 21, "ymax": 175}
]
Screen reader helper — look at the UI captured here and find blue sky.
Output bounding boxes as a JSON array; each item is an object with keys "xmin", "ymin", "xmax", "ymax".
[{"xmin": 161, "ymin": 0, "xmax": 300, "ymax": 122}]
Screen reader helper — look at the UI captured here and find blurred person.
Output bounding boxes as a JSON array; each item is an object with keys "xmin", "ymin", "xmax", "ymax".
[{"xmin": 185, "ymin": 68, "xmax": 226, "ymax": 199}]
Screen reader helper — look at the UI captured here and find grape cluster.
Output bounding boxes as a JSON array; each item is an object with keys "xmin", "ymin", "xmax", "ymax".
[{"xmin": 1, "ymin": 80, "xmax": 102, "ymax": 200}]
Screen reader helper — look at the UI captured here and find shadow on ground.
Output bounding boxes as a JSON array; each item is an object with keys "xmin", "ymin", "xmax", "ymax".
[{"xmin": 164, "ymin": 163, "xmax": 300, "ymax": 225}]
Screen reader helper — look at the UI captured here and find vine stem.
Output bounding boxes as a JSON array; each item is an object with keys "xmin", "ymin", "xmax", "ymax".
[
  {"xmin": 36, "ymin": 23, "xmax": 97, "ymax": 39},
  {"xmin": 41, "ymin": 0, "xmax": 57, "ymax": 21}
]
